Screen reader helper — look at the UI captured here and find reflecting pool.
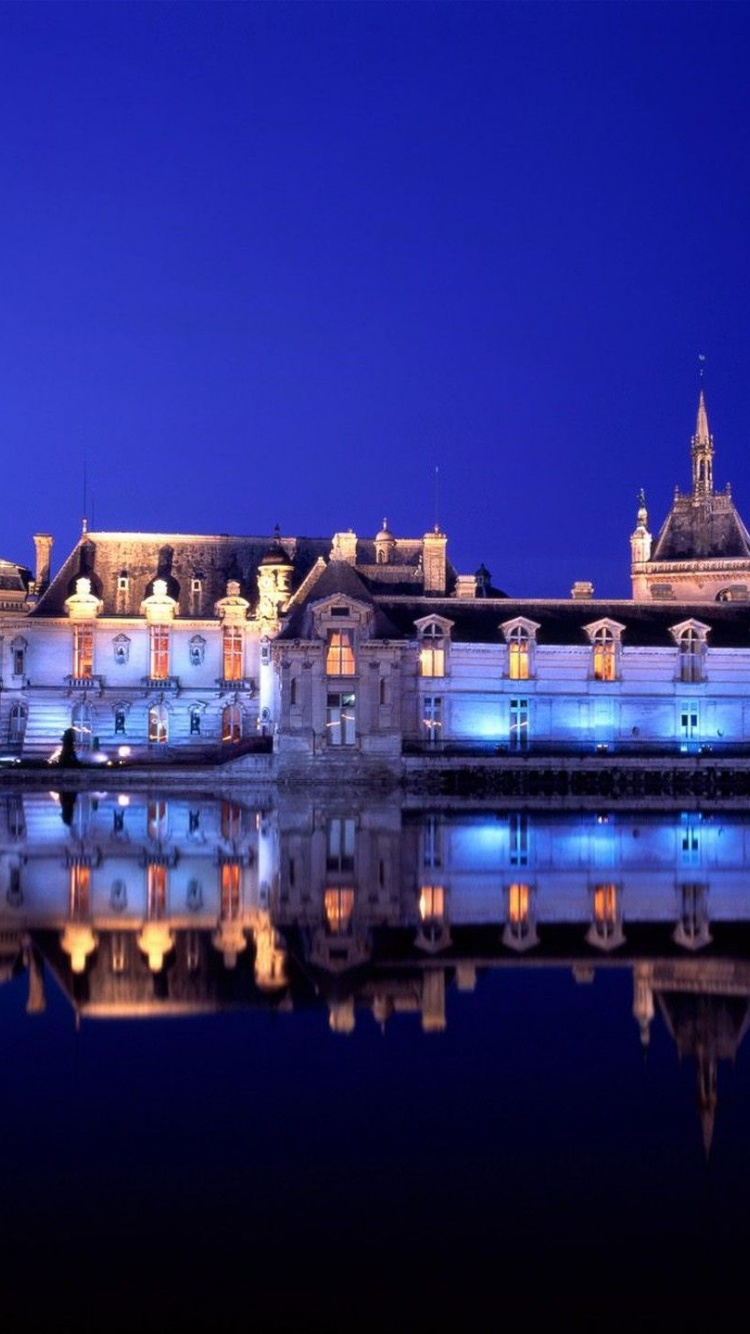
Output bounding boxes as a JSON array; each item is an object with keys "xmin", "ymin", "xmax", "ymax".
[{"xmin": 1, "ymin": 785, "xmax": 750, "ymax": 1326}]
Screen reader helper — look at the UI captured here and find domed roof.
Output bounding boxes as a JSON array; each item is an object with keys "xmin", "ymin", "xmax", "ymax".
[
  {"xmin": 260, "ymin": 526, "xmax": 292, "ymax": 566},
  {"xmin": 376, "ymin": 518, "xmax": 395, "ymax": 543}
]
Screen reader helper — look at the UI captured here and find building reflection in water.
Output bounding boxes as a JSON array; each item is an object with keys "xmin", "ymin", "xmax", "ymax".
[{"xmin": 2, "ymin": 785, "xmax": 750, "ymax": 1152}]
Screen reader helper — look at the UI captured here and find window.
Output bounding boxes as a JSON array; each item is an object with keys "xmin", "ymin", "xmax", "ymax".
[
  {"xmin": 419, "ymin": 623, "xmax": 445, "ymax": 678},
  {"xmin": 592, "ymin": 883, "xmax": 619, "ymax": 938},
  {"xmin": 326, "ymin": 692, "xmax": 356, "ymax": 746},
  {"xmin": 147, "ymin": 863, "xmax": 167, "ymax": 917},
  {"xmin": 422, "ymin": 815, "xmax": 442, "ymax": 869},
  {"xmin": 148, "ymin": 704, "xmax": 168, "ymax": 744},
  {"xmin": 419, "ymin": 884, "xmax": 445, "ymax": 922},
  {"xmin": 326, "ymin": 630, "xmax": 355, "ymax": 676},
  {"xmin": 324, "ymin": 887, "xmax": 355, "ymax": 935},
  {"xmin": 221, "ymin": 801, "xmax": 242, "ymax": 840},
  {"xmin": 116, "ymin": 572, "xmax": 130, "ymax": 614},
  {"xmin": 114, "ymin": 707, "xmax": 126, "ymax": 735},
  {"xmin": 8, "ymin": 702, "xmax": 26, "ymax": 742},
  {"xmin": 679, "ymin": 628, "xmax": 703, "ymax": 683},
  {"xmin": 220, "ymin": 861, "xmax": 242, "ymax": 916},
  {"xmin": 422, "ymin": 695, "xmax": 443, "ymax": 745},
  {"xmin": 70, "ymin": 863, "xmax": 91, "ymax": 918},
  {"xmin": 289, "ymin": 676, "xmax": 298, "ymax": 706},
  {"xmin": 509, "ymin": 698, "xmax": 529, "ymax": 752},
  {"xmin": 222, "ymin": 627, "xmax": 243, "ymax": 681},
  {"xmin": 508, "ymin": 626, "xmax": 531, "ymax": 680},
  {"xmin": 189, "ymin": 576, "xmax": 204, "ymax": 615},
  {"xmin": 73, "ymin": 624, "xmax": 94, "ymax": 678},
  {"xmin": 148, "ymin": 799, "xmax": 168, "ymax": 840},
  {"xmin": 680, "ymin": 701, "xmax": 699, "ymax": 752},
  {"xmin": 326, "ymin": 818, "xmax": 355, "ymax": 873},
  {"xmin": 149, "ymin": 625, "xmax": 170, "ymax": 680},
  {"xmin": 592, "ymin": 627, "xmax": 617, "ymax": 681},
  {"xmin": 189, "ymin": 706, "xmax": 202, "ymax": 735},
  {"xmin": 509, "ymin": 812, "xmax": 528, "ymax": 866},
  {"xmin": 379, "ymin": 676, "xmax": 387, "ymax": 707},
  {"xmin": 504, "ymin": 882, "xmax": 537, "ymax": 950},
  {"xmin": 71, "ymin": 701, "xmax": 93, "ymax": 751},
  {"xmin": 222, "ymin": 703, "xmax": 242, "ymax": 743},
  {"xmin": 11, "ymin": 638, "xmax": 26, "ymax": 678}
]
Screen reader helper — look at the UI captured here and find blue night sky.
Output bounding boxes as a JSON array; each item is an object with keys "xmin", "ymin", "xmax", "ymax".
[{"xmin": 1, "ymin": 0, "xmax": 749, "ymax": 598}]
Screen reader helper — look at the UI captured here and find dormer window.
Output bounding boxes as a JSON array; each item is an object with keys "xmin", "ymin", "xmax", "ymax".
[
  {"xmin": 116, "ymin": 571, "xmax": 130, "ymax": 613},
  {"xmin": 584, "ymin": 619, "xmax": 625, "ymax": 682},
  {"xmin": 419, "ymin": 622, "xmax": 446, "ymax": 678},
  {"xmin": 671, "ymin": 620, "xmax": 709, "ymax": 684},
  {"xmin": 326, "ymin": 630, "xmax": 355, "ymax": 676},
  {"xmin": 190, "ymin": 576, "xmax": 204, "ymax": 615},
  {"xmin": 501, "ymin": 618, "xmax": 540, "ymax": 681}
]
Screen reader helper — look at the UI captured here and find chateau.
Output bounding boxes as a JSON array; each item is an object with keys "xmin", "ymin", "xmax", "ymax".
[{"xmin": 2, "ymin": 389, "xmax": 750, "ymax": 773}]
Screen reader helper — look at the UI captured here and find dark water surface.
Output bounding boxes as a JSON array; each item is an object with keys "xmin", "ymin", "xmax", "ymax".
[{"xmin": 1, "ymin": 787, "xmax": 748, "ymax": 1327}]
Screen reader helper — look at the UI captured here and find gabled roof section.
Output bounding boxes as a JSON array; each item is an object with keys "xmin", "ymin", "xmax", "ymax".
[{"xmin": 278, "ymin": 560, "xmax": 401, "ymax": 642}]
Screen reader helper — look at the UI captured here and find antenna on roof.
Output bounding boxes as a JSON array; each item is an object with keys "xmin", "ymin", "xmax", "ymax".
[
  {"xmin": 433, "ymin": 465, "xmax": 440, "ymax": 532},
  {"xmin": 82, "ymin": 454, "xmax": 88, "ymax": 535}
]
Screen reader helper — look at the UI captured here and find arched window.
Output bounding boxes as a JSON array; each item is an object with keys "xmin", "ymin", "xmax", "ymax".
[
  {"xmin": 148, "ymin": 704, "xmax": 168, "ymax": 744},
  {"xmin": 419, "ymin": 623, "xmax": 445, "ymax": 678},
  {"xmin": 508, "ymin": 626, "xmax": 531, "ymax": 680},
  {"xmin": 222, "ymin": 703, "xmax": 242, "ymax": 743},
  {"xmin": 679, "ymin": 628, "xmax": 703, "ymax": 683},
  {"xmin": 592, "ymin": 627, "xmax": 617, "ymax": 681}
]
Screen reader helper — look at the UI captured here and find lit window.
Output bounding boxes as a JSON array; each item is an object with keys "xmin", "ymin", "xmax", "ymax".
[
  {"xmin": 508, "ymin": 626, "xmax": 531, "ymax": 680},
  {"xmin": 220, "ymin": 861, "xmax": 241, "ymax": 917},
  {"xmin": 69, "ymin": 863, "xmax": 91, "ymax": 918},
  {"xmin": 509, "ymin": 812, "xmax": 528, "ymax": 866},
  {"xmin": 71, "ymin": 701, "xmax": 93, "ymax": 751},
  {"xmin": 419, "ymin": 884, "xmax": 445, "ymax": 922},
  {"xmin": 326, "ymin": 630, "xmax": 355, "ymax": 676},
  {"xmin": 593, "ymin": 883, "xmax": 618, "ymax": 931},
  {"xmin": 149, "ymin": 625, "xmax": 170, "ymax": 680},
  {"xmin": 222, "ymin": 704, "xmax": 242, "ymax": 743},
  {"xmin": 509, "ymin": 698, "xmax": 529, "ymax": 752},
  {"xmin": 422, "ymin": 695, "xmax": 443, "ymax": 745},
  {"xmin": 73, "ymin": 624, "xmax": 94, "ymax": 678},
  {"xmin": 148, "ymin": 704, "xmax": 168, "ymax": 744},
  {"xmin": 679, "ymin": 628, "xmax": 703, "ymax": 683},
  {"xmin": 222, "ymin": 627, "xmax": 243, "ymax": 681},
  {"xmin": 593, "ymin": 627, "xmax": 617, "ymax": 681},
  {"xmin": 326, "ymin": 692, "xmax": 356, "ymax": 746},
  {"xmin": 419, "ymin": 623, "xmax": 445, "ymax": 678},
  {"xmin": 508, "ymin": 882, "xmax": 530, "ymax": 925},
  {"xmin": 148, "ymin": 799, "xmax": 168, "ymax": 840},
  {"xmin": 324, "ymin": 887, "xmax": 355, "ymax": 935},
  {"xmin": 147, "ymin": 863, "xmax": 167, "ymax": 917}
]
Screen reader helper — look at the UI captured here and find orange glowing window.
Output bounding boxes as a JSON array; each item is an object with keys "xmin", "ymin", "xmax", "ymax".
[
  {"xmin": 222, "ymin": 627, "xmax": 244, "ymax": 681},
  {"xmin": 593, "ymin": 629, "xmax": 617, "ymax": 681},
  {"xmin": 69, "ymin": 864, "xmax": 90, "ymax": 918},
  {"xmin": 220, "ymin": 862, "xmax": 241, "ymax": 917},
  {"xmin": 147, "ymin": 863, "xmax": 167, "ymax": 918},
  {"xmin": 419, "ymin": 623, "xmax": 445, "ymax": 678},
  {"xmin": 324, "ymin": 887, "xmax": 355, "ymax": 934},
  {"xmin": 593, "ymin": 883, "xmax": 618, "ymax": 925},
  {"xmin": 508, "ymin": 882, "xmax": 530, "ymax": 924},
  {"xmin": 419, "ymin": 884, "xmax": 445, "ymax": 921},
  {"xmin": 72, "ymin": 625, "xmax": 94, "ymax": 678},
  {"xmin": 149, "ymin": 625, "xmax": 170, "ymax": 679},
  {"xmin": 326, "ymin": 630, "xmax": 355, "ymax": 676},
  {"xmin": 508, "ymin": 627, "xmax": 531, "ymax": 680}
]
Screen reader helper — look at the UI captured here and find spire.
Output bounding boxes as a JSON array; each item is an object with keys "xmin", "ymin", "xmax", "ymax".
[{"xmin": 691, "ymin": 388, "xmax": 714, "ymax": 498}]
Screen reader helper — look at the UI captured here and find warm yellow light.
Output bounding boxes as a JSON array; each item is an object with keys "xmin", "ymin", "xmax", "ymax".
[{"xmin": 419, "ymin": 885, "xmax": 445, "ymax": 921}]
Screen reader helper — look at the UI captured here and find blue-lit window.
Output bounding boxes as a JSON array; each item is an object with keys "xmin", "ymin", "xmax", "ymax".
[
  {"xmin": 509, "ymin": 698, "xmax": 529, "ymax": 752},
  {"xmin": 422, "ymin": 695, "xmax": 443, "ymax": 745},
  {"xmin": 326, "ymin": 692, "xmax": 356, "ymax": 746}
]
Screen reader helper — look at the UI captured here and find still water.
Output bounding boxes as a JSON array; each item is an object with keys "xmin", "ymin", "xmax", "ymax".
[{"xmin": 1, "ymin": 783, "xmax": 750, "ymax": 1327}]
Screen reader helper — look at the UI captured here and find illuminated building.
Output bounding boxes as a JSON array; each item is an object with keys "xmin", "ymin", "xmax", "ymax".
[{"xmin": 2, "ymin": 391, "xmax": 750, "ymax": 769}]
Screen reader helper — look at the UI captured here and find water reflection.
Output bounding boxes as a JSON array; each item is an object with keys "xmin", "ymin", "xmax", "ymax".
[{"xmin": 3, "ymin": 785, "xmax": 750, "ymax": 1152}]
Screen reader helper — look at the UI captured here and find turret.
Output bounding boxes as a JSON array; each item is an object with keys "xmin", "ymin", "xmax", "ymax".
[
  {"xmin": 630, "ymin": 487, "xmax": 652, "ymax": 565},
  {"xmin": 691, "ymin": 389, "xmax": 714, "ymax": 498}
]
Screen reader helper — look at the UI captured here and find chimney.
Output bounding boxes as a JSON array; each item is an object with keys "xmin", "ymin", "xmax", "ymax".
[
  {"xmin": 33, "ymin": 533, "xmax": 53, "ymax": 592},
  {"xmin": 423, "ymin": 526, "xmax": 447, "ymax": 595},
  {"xmin": 571, "ymin": 580, "xmax": 594, "ymax": 600}
]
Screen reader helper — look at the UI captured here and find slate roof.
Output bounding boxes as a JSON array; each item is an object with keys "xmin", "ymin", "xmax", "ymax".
[{"xmin": 651, "ymin": 492, "xmax": 750, "ymax": 562}]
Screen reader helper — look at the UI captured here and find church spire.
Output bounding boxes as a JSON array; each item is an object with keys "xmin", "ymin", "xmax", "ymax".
[{"xmin": 691, "ymin": 388, "xmax": 714, "ymax": 498}]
